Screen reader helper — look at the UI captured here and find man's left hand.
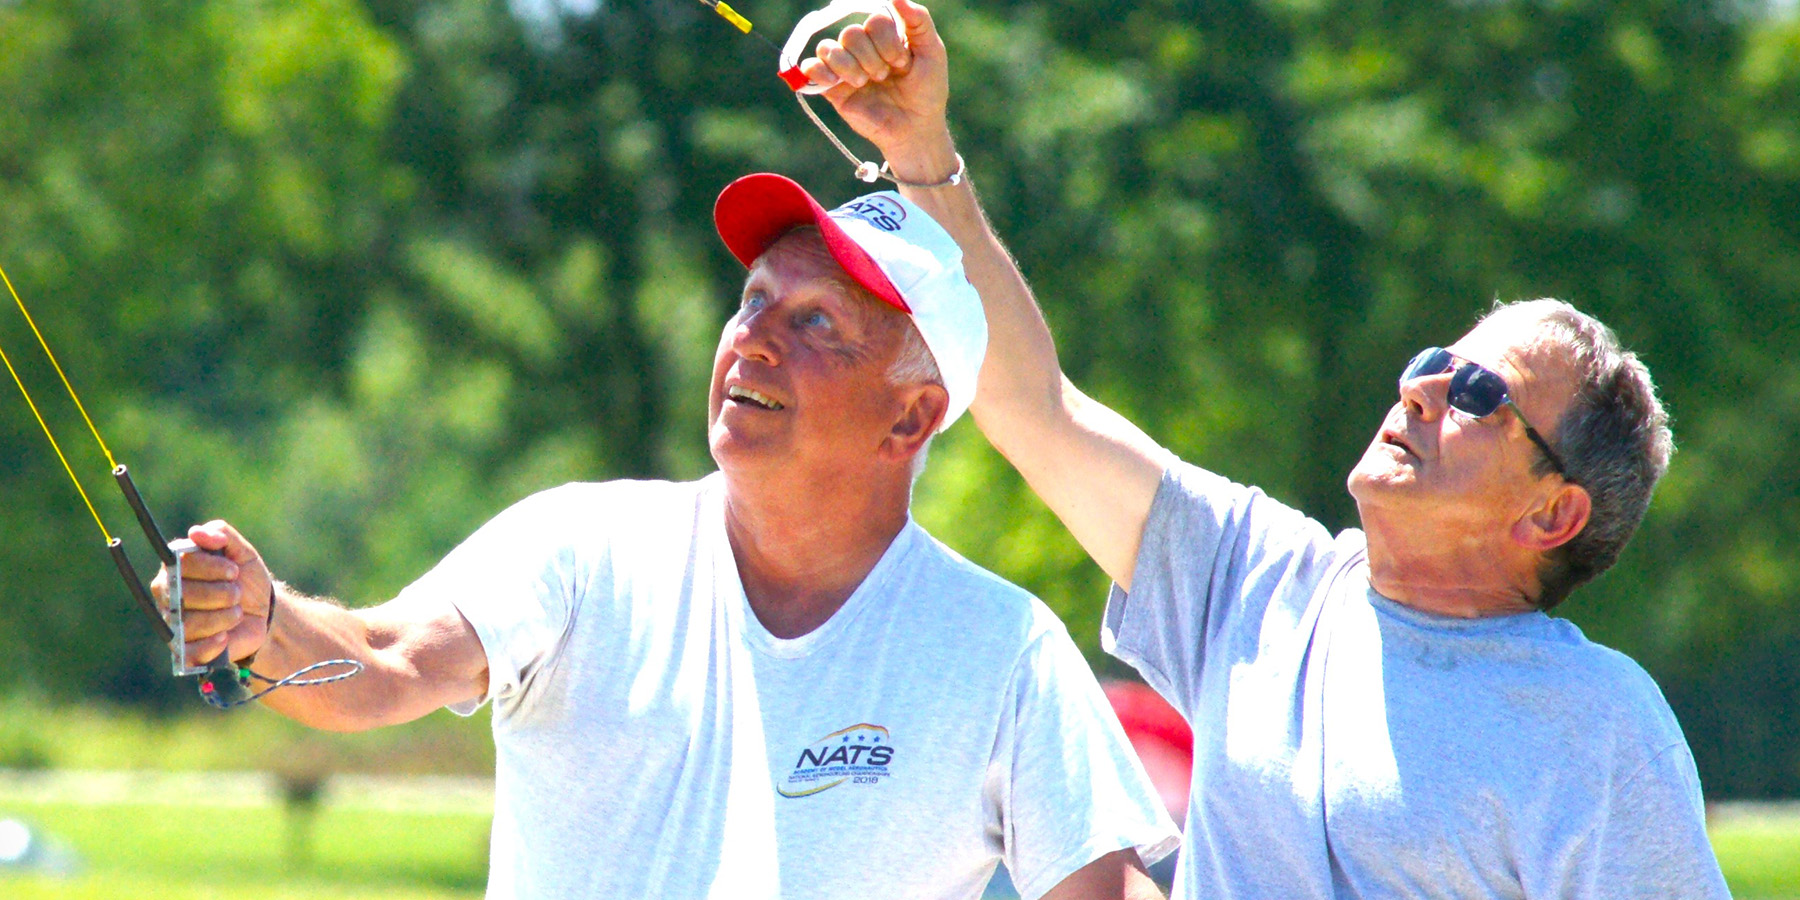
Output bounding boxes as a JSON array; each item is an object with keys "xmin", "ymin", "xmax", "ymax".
[{"xmin": 799, "ymin": 0, "xmax": 956, "ymax": 178}]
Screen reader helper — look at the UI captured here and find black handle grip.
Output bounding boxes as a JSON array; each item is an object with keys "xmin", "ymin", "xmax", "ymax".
[
  {"xmin": 109, "ymin": 538, "xmax": 175, "ymax": 644},
  {"xmin": 114, "ymin": 465, "xmax": 178, "ymax": 568}
]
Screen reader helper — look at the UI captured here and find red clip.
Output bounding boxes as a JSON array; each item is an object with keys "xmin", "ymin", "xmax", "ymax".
[
  {"xmin": 778, "ymin": 66, "xmax": 812, "ymax": 91},
  {"xmin": 201, "ymin": 681, "xmax": 215, "ymax": 694}
]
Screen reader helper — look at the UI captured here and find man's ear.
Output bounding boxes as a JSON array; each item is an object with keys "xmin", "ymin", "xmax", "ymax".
[
  {"xmin": 1513, "ymin": 482, "xmax": 1591, "ymax": 552},
  {"xmin": 881, "ymin": 383, "xmax": 948, "ymax": 462}
]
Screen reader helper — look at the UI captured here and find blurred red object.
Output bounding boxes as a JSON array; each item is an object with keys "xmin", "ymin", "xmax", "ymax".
[{"xmin": 1104, "ymin": 681, "xmax": 1193, "ymax": 821}]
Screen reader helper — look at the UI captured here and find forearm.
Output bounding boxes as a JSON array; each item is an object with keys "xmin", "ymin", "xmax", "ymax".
[
  {"xmin": 1039, "ymin": 847, "xmax": 1165, "ymax": 900},
  {"xmin": 251, "ymin": 584, "xmax": 482, "ymax": 732},
  {"xmin": 164, "ymin": 519, "xmax": 488, "ymax": 729},
  {"xmin": 811, "ymin": 2, "xmax": 1173, "ymax": 583},
  {"xmin": 886, "ymin": 133, "xmax": 1068, "ymax": 456},
  {"xmin": 887, "ymin": 134, "xmax": 1172, "ymax": 585}
]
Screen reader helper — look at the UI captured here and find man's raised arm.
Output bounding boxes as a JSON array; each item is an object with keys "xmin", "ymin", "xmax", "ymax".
[
  {"xmin": 153, "ymin": 520, "xmax": 490, "ymax": 731},
  {"xmin": 805, "ymin": 0, "xmax": 1173, "ymax": 588}
]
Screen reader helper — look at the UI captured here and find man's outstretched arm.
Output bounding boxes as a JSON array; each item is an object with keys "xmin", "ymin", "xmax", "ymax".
[
  {"xmin": 1043, "ymin": 848, "xmax": 1164, "ymax": 900},
  {"xmin": 805, "ymin": 0, "xmax": 1173, "ymax": 588},
  {"xmin": 155, "ymin": 519, "xmax": 489, "ymax": 731}
]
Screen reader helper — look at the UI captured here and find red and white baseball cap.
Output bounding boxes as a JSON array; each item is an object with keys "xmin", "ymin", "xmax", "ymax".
[{"xmin": 713, "ymin": 172, "xmax": 987, "ymax": 432}]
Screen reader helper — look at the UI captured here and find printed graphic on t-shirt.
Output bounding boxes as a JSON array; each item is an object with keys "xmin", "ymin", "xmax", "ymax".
[
  {"xmin": 835, "ymin": 197, "xmax": 906, "ymax": 232},
  {"xmin": 778, "ymin": 723, "xmax": 895, "ymax": 798}
]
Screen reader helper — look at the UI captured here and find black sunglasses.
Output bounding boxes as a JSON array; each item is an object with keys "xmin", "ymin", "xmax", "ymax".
[{"xmin": 1400, "ymin": 347, "xmax": 1570, "ymax": 478}]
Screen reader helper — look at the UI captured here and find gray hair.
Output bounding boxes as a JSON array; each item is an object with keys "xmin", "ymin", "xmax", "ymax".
[
  {"xmin": 1480, "ymin": 299, "xmax": 1674, "ymax": 609},
  {"xmin": 886, "ymin": 320, "xmax": 943, "ymax": 482}
]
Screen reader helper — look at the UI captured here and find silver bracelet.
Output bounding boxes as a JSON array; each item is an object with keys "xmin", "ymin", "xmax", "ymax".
[{"xmin": 878, "ymin": 153, "xmax": 966, "ymax": 189}]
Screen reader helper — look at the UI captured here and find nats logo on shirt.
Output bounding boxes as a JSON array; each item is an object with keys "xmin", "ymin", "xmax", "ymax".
[{"xmin": 777, "ymin": 723, "xmax": 895, "ymax": 798}]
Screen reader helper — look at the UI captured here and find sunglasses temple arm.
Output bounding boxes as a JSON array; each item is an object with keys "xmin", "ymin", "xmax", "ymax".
[{"xmin": 1505, "ymin": 400, "xmax": 1568, "ymax": 476}]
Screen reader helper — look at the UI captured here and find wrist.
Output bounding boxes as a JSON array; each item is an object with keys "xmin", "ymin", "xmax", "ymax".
[
  {"xmin": 234, "ymin": 580, "xmax": 281, "ymax": 667},
  {"xmin": 878, "ymin": 129, "xmax": 958, "ymax": 185},
  {"xmin": 265, "ymin": 580, "xmax": 282, "ymax": 633},
  {"xmin": 880, "ymin": 153, "xmax": 964, "ymax": 189}
]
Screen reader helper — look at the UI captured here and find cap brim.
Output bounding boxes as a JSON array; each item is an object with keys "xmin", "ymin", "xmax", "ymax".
[{"xmin": 713, "ymin": 173, "xmax": 909, "ymax": 313}]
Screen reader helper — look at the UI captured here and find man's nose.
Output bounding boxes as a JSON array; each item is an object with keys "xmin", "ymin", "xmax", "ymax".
[
  {"xmin": 730, "ymin": 309, "xmax": 784, "ymax": 365},
  {"xmin": 1397, "ymin": 369, "xmax": 1448, "ymax": 421}
]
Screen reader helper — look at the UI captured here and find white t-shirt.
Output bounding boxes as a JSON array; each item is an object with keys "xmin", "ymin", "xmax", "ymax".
[
  {"xmin": 403, "ymin": 474, "xmax": 1177, "ymax": 899},
  {"xmin": 1105, "ymin": 463, "xmax": 1730, "ymax": 899}
]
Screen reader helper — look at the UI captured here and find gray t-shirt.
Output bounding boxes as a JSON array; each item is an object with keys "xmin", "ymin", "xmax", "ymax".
[
  {"xmin": 1103, "ymin": 462, "xmax": 1729, "ymax": 899},
  {"xmin": 408, "ymin": 474, "xmax": 1177, "ymax": 898}
]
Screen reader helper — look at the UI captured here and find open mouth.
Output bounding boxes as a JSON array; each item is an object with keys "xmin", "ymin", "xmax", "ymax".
[
  {"xmin": 1380, "ymin": 429, "xmax": 1417, "ymax": 458},
  {"xmin": 727, "ymin": 385, "xmax": 784, "ymax": 411}
]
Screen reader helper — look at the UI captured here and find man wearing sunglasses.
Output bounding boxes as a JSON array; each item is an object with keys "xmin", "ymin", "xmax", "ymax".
[{"xmin": 803, "ymin": 3, "xmax": 1729, "ymax": 896}]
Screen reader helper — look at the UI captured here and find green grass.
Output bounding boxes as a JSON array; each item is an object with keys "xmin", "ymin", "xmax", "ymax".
[
  {"xmin": 0, "ymin": 698, "xmax": 495, "ymax": 776},
  {"xmin": 5, "ymin": 797, "xmax": 1797, "ymax": 898},
  {"xmin": 1, "ymin": 799, "xmax": 489, "ymax": 899},
  {"xmin": 0, "ymin": 700, "xmax": 495, "ymax": 897},
  {"xmin": 1714, "ymin": 816, "xmax": 1800, "ymax": 899}
]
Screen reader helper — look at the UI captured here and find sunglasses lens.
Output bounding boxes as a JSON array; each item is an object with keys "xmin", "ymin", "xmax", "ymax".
[
  {"xmin": 1448, "ymin": 363, "xmax": 1508, "ymax": 418},
  {"xmin": 1400, "ymin": 347, "xmax": 1453, "ymax": 387}
]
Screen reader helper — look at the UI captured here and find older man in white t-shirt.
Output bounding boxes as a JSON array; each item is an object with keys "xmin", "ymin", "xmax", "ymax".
[{"xmin": 158, "ymin": 172, "xmax": 1177, "ymax": 898}]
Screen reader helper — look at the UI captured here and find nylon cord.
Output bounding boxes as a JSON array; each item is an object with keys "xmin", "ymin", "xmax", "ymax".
[
  {"xmin": 1, "ymin": 263, "xmax": 119, "ymax": 468},
  {"xmin": 698, "ymin": 0, "xmax": 959, "ymax": 187},
  {"xmin": 0, "ymin": 264, "xmax": 113, "ymax": 542},
  {"xmin": 699, "ymin": 0, "xmax": 876, "ymax": 178},
  {"xmin": 0, "ymin": 338, "xmax": 113, "ymax": 542},
  {"xmin": 2, "ymin": 261, "xmax": 364, "ymax": 708},
  {"xmin": 794, "ymin": 92, "xmax": 878, "ymax": 175}
]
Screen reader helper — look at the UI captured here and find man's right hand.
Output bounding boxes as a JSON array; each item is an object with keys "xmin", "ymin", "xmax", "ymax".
[
  {"xmin": 151, "ymin": 520, "xmax": 273, "ymax": 669},
  {"xmin": 150, "ymin": 518, "xmax": 488, "ymax": 729}
]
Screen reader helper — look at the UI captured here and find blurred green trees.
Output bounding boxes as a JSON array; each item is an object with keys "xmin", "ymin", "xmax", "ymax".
[{"xmin": 0, "ymin": 0, "xmax": 1796, "ymax": 795}]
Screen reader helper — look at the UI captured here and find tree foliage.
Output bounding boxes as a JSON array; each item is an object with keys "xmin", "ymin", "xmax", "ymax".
[{"xmin": 0, "ymin": 0, "xmax": 1796, "ymax": 795}]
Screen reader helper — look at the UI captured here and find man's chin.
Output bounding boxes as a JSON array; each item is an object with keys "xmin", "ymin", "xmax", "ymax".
[
  {"xmin": 708, "ymin": 427, "xmax": 749, "ymax": 471},
  {"xmin": 710, "ymin": 430, "xmax": 781, "ymax": 475},
  {"xmin": 1347, "ymin": 453, "xmax": 1415, "ymax": 499}
]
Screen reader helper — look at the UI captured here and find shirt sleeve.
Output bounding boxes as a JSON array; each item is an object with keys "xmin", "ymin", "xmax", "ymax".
[
  {"xmin": 396, "ymin": 486, "xmax": 587, "ymax": 716},
  {"xmin": 1561, "ymin": 742, "xmax": 1731, "ymax": 899},
  {"xmin": 1101, "ymin": 461, "xmax": 1336, "ymax": 717},
  {"xmin": 990, "ymin": 619, "xmax": 1181, "ymax": 900}
]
